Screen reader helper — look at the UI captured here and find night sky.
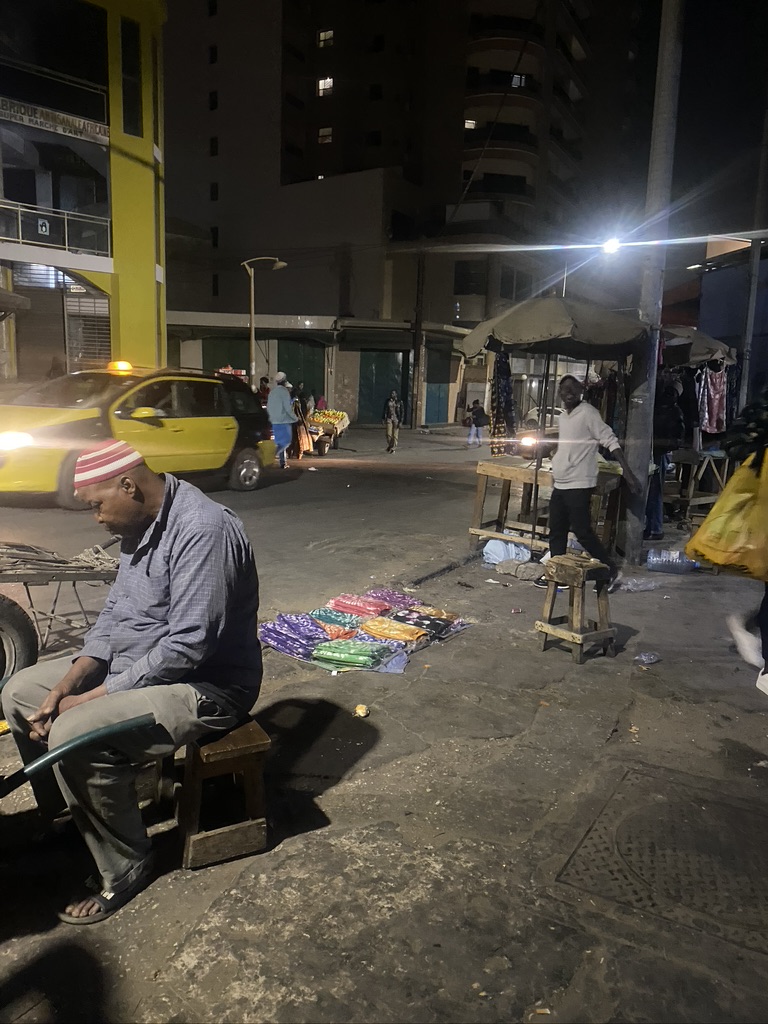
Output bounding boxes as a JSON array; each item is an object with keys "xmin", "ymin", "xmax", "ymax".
[{"xmin": 672, "ymin": 0, "xmax": 768, "ymax": 237}]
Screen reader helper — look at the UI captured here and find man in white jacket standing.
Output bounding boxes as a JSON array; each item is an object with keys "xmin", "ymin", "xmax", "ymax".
[{"xmin": 537, "ymin": 375, "xmax": 641, "ymax": 590}]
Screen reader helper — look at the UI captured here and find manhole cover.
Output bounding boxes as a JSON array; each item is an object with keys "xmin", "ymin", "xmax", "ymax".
[{"xmin": 557, "ymin": 769, "xmax": 768, "ymax": 953}]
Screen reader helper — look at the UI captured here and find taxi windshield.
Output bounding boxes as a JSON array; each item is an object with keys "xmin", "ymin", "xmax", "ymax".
[{"xmin": 11, "ymin": 372, "xmax": 143, "ymax": 409}]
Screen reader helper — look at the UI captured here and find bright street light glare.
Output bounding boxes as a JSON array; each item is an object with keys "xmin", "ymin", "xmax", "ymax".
[{"xmin": 602, "ymin": 238, "xmax": 621, "ymax": 254}]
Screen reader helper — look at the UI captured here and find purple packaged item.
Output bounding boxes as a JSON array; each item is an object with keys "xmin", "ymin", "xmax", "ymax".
[
  {"xmin": 354, "ymin": 631, "xmax": 407, "ymax": 651},
  {"xmin": 259, "ymin": 622, "xmax": 317, "ymax": 661},
  {"xmin": 275, "ymin": 612, "xmax": 328, "ymax": 642},
  {"xmin": 364, "ymin": 587, "xmax": 414, "ymax": 610}
]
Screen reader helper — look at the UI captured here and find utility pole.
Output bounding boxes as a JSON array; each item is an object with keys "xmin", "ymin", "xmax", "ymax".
[
  {"xmin": 624, "ymin": 0, "xmax": 686, "ymax": 565},
  {"xmin": 410, "ymin": 252, "xmax": 426, "ymax": 428},
  {"xmin": 738, "ymin": 77, "xmax": 768, "ymax": 410}
]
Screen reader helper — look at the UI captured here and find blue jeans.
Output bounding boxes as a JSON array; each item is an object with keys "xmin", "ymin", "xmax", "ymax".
[
  {"xmin": 467, "ymin": 425, "xmax": 483, "ymax": 445},
  {"xmin": 645, "ymin": 452, "xmax": 669, "ymax": 534},
  {"xmin": 272, "ymin": 423, "xmax": 293, "ymax": 467}
]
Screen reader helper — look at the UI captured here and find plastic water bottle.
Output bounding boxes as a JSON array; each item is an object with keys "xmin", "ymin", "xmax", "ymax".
[{"xmin": 646, "ymin": 549, "xmax": 700, "ymax": 574}]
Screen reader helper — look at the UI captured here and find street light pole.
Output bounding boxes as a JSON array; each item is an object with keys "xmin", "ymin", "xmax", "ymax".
[{"xmin": 240, "ymin": 256, "xmax": 287, "ymax": 390}]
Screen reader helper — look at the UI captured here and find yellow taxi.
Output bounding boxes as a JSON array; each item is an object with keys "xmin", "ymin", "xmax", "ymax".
[{"xmin": 0, "ymin": 363, "xmax": 275, "ymax": 508}]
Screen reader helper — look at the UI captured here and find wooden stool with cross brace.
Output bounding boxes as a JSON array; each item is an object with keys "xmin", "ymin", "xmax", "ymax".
[{"xmin": 535, "ymin": 553, "xmax": 617, "ymax": 664}]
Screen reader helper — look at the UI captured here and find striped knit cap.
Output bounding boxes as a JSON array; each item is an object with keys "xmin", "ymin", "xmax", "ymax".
[{"xmin": 73, "ymin": 440, "xmax": 144, "ymax": 489}]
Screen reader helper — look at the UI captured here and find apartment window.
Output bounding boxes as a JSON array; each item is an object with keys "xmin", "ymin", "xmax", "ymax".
[
  {"xmin": 211, "ymin": 226, "xmax": 219, "ymax": 248},
  {"xmin": 511, "ymin": 74, "xmax": 527, "ymax": 88},
  {"xmin": 365, "ymin": 130, "xmax": 381, "ymax": 146},
  {"xmin": 369, "ymin": 83, "xmax": 383, "ymax": 100},
  {"xmin": 209, "ymin": 90, "xmax": 218, "ymax": 110},
  {"xmin": 210, "ymin": 182, "xmax": 219, "ymax": 200},
  {"xmin": 464, "ymin": 118, "xmax": 476, "ymax": 129},
  {"xmin": 317, "ymin": 29, "xmax": 334, "ymax": 47},
  {"xmin": 212, "ymin": 273, "xmax": 219, "ymax": 296},
  {"xmin": 318, "ymin": 126, "xmax": 333, "ymax": 144},
  {"xmin": 120, "ymin": 17, "xmax": 143, "ymax": 137},
  {"xmin": 209, "ymin": 135, "xmax": 218, "ymax": 156},
  {"xmin": 208, "ymin": 0, "xmax": 217, "ymax": 14},
  {"xmin": 369, "ymin": 34, "xmax": 384, "ymax": 53},
  {"xmin": 454, "ymin": 260, "xmax": 487, "ymax": 295},
  {"xmin": 209, "ymin": 44, "xmax": 218, "ymax": 64},
  {"xmin": 317, "ymin": 77, "xmax": 333, "ymax": 97}
]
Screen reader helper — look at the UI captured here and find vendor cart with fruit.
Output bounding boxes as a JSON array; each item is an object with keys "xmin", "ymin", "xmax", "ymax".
[{"xmin": 307, "ymin": 410, "xmax": 350, "ymax": 456}]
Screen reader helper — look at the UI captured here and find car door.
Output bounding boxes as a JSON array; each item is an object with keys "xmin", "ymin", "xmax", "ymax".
[
  {"xmin": 170, "ymin": 378, "xmax": 236, "ymax": 470},
  {"xmin": 110, "ymin": 378, "xmax": 184, "ymax": 472}
]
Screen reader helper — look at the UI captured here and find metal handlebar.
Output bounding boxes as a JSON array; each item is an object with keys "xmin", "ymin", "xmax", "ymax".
[{"xmin": 0, "ymin": 712, "xmax": 156, "ymax": 799}]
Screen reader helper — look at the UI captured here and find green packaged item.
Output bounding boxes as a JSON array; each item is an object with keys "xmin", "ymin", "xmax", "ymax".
[
  {"xmin": 309, "ymin": 608, "xmax": 363, "ymax": 630},
  {"xmin": 312, "ymin": 639, "xmax": 391, "ymax": 668}
]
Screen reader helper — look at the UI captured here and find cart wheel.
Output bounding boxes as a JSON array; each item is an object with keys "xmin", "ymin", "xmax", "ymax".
[
  {"xmin": 56, "ymin": 452, "xmax": 89, "ymax": 511},
  {"xmin": 317, "ymin": 437, "xmax": 331, "ymax": 456},
  {"xmin": 331, "ymin": 432, "xmax": 340, "ymax": 450},
  {"xmin": 0, "ymin": 594, "xmax": 39, "ymax": 680},
  {"xmin": 228, "ymin": 447, "xmax": 261, "ymax": 491}
]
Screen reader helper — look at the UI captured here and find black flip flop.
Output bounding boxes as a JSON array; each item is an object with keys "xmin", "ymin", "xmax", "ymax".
[{"xmin": 58, "ymin": 873, "xmax": 151, "ymax": 925}]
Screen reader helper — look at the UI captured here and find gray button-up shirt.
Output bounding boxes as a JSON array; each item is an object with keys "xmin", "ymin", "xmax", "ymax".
[{"xmin": 80, "ymin": 474, "xmax": 262, "ymax": 715}]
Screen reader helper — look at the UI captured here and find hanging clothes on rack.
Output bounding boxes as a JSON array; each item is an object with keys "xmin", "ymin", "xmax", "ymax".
[{"xmin": 697, "ymin": 363, "xmax": 726, "ymax": 434}]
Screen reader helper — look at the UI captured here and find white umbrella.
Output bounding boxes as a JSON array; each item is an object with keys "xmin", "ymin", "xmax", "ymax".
[
  {"xmin": 456, "ymin": 295, "xmax": 648, "ymax": 361},
  {"xmin": 661, "ymin": 324, "xmax": 736, "ymax": 365}
]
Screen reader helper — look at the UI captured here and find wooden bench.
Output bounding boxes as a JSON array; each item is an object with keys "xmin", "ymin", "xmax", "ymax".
[
  {"xmin": 534, "ymin": 554, "xmax": 617, "ymax": 664},
  {"xmin": 174, "ymin": 719, "xmax": 272, "ymax": 869}
]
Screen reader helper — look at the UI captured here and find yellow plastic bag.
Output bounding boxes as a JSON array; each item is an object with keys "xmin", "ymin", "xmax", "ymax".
[{"xmin": 685, "ymin": 451, "xmax": 768, "ymax": 581}]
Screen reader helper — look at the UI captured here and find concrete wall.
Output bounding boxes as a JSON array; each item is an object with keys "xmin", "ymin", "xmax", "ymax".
[{"xmin": 333, "ymin": 348, "xmax": 361, "ymax": 420}]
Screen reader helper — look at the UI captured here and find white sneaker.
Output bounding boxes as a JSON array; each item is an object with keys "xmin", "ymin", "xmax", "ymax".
[
  {"xmin": 756, "ymin": 669, "xmax": 768, "ymax": 696},
  {"xmin": 726, "ymin": 614, "xmax": 764, "ymax": 668}
]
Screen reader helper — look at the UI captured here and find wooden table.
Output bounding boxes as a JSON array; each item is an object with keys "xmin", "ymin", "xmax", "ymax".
[
  {"xmin": 665, "ymin": 448, "xmax": 731, "ymax": 514},
  {"xmin": 468, "ymin": 457, "xmax": 623, "ymax": 554}
]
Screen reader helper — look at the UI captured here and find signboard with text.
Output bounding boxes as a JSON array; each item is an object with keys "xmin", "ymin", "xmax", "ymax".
[{"xmin": 0, "ymin": 96, "xmax": 109, "ymax": 146}]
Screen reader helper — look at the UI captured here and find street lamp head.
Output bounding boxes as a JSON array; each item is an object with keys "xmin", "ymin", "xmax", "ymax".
[
  {"xmin": 272, "ymin": 260, "xmax": 288, "ymax": 270},
  {"xmin": 602, "ymin": 238, "xmax": 621, "ymax": 255}
]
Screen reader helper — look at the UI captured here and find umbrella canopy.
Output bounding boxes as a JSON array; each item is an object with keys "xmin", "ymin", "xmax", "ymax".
[
  {"xmin": 456, "ymin": 296, "xmax": 648, "ymax": 361},
  {"xmin": 661, "ymin": 324, "xmax": 736, "ymax": 366}
]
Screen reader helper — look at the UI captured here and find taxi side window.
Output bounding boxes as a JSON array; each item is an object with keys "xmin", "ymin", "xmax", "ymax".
[
  {"xmin": 119, "ymin": 380, "xmax": 175, "ymax": 417},
  {"xmin": 173, "ymin": 381, "xmax": 227, "ymax": 417}
]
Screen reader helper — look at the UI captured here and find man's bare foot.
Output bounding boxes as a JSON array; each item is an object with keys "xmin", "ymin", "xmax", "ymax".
[{"xmin": 62, "ymin": 897, "xmax": 104, "ymax": 920}]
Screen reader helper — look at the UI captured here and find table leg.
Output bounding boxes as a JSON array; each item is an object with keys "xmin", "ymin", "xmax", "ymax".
[
  {"xmin": 497, "ymin": 479, "xmax": 512, "ymax": 532},
  {"xmin": 470, "ymin": 475, "xmax": 489, "ymax": 549}
]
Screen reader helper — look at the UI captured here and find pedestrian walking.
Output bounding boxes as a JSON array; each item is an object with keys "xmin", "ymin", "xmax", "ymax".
[
  {"xmin": 266, "ymin": 371, "xmax": 298, "ymax": 468},
  {"xmin": 535, "ymin": 375, "xmax": 641, "ymax": 591},
  {"xmin": 382, "ymin": 389, "xmax": 405, "ymax": 453},
  {"xmin": 2, "ymin": 441, "xmax": 262, "ymax": 923},
  {"xmin": 466, "ymin": 400, "xmax": 489, "ymax": 447}
]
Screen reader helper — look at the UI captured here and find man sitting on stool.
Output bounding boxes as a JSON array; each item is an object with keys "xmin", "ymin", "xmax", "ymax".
[
  {"xmin": 535, "ymin": 375, "xmax": 641, "ymax": 592},
  {"xmin": 2, "ymin": 440, "xmax": 262, "ymax": 924}
]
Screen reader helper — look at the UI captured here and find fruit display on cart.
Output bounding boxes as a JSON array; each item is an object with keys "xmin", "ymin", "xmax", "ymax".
[{"xmin": 307, "ymin": 409, "xmax": 351, "ymax": 455}]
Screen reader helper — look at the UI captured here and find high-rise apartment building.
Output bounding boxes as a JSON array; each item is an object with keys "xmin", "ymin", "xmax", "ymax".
[{"xmin": 164, "ymin": 0, "xmax": 642, "ymax": 421}]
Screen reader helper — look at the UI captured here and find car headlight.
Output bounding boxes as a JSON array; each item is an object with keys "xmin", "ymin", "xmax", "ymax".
[
  {"xmin": 0, "ymin": 431, "xmax": 35, "ymax": 451},
  {"xmin": 519, "ymin": 435, "xmax": 537, "ymax": 448}
]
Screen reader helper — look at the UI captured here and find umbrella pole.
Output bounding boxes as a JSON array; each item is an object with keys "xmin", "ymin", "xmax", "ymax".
[{"xmin": 531, "ymin": 349, "xmax": 551, "ymax": 548}]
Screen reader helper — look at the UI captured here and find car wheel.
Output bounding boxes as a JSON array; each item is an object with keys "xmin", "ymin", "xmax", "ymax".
[
  {"xmin": 524, "ymin": 419, "xmax": 538, "ymax": 429},
  {"xmin": 56, "ymin": 451, "xmax": 89, "ymax": 510},
  {"xmin": 0, "ymin": 594, "xmax": 39, "ymax": 678},
  {"xmin": 316, "ymin": 436, "xmax": 331, "ymax": 456},
  {"xmin": 228, "ymin": 447, "xmax": 261, "ymax": 491},
  {"xmin": 331, "ymin": 432, "xmax": 339, "ymax": 450}
]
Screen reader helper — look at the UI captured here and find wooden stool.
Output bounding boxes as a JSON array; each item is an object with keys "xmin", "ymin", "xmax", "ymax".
[
  {"xmin": 534, "ymin": 554, "xmax": 617, "ymax": 664},
  {"xmin": 176, "ymin": 719, "xmax": 271, "ymax": 869}
]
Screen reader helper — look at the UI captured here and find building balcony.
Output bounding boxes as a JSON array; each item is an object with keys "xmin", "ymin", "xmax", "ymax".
[
  {"xmin": 552, "ymin": 82, "xmax": 584, "ymax": 124},
  {"xmin": 469, "ymin": 14, "xmax": 545, "ymax": 45},
  {"xmin": 558, "ymin": 3, "xmax": 590, "ymax": 58},
  {"xmin": 0, "ymin": 199, "xmax": 111, "ymax": 257},
  {"xmin": 464, "ymin": 124, "xmax": 538, "ymax": 156},
  {"xmin": 465, "ymin": 71, "xmax": 542, "ymax": 102},
  {"xmin": 463, "ymin": 178, "xmax": 536, "ymax": 201},
  {"xmin": 549, "ymin": 128, "xmax": 582, "ymax": 162}
]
